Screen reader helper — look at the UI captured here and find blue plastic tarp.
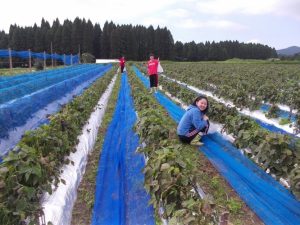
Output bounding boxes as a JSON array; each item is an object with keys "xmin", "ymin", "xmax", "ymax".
[
  {"xmin": 91, "ymin": 72, "xmax": 155, "ymax": 225},
  {"xmin": 260, "ymin": 104, "xmax": 296, "ymax": 122},
  {"xmin": 133, "ymin": 65, "xmax": 300, "ymax": 225}
]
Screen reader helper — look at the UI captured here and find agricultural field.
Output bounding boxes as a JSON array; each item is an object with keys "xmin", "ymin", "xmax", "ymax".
[
  {"xmin": 132, "ymin": 64, "xmax": 300, "ymax": 224},
  {"xmin": 161, "ymin": 62, "xmax": 300, "ymax": 113},
  {"xmin": 0, "ymin": 64, "xmax": 116, "ymax": 224},
  {"xmin": 0, "ymin": 61, "xmax": 300, "ymax": 225},
  {"xmin": 140, "ymin": 62, "xmax": 300, "ymax": 191},
  {"xmin": 155, "ymin": 62, "xmax": 300, "ymax": 135}
]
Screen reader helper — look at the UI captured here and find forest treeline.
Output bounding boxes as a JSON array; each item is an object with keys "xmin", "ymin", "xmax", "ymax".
[{"xmin": 0, "ymin": 18, "xmax": 277, "ymax": 60}]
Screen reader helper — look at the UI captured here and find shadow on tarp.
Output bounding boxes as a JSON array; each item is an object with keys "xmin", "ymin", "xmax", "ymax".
[
  {"xmin": 133, "ymin": 65, "xmax": 300, "ymax": 225},
  {"xmin": 91, "ymin": 73, "xmax": 155, "ymax": 225}
]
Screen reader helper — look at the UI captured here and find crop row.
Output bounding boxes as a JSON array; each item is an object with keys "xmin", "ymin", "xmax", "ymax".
[
  {"xmin": 162, "ymin": 62, "xmax": 300, "ymax": 120},
  {"xmin": 152, "ymin": 70, "xmax": 300, "ymax": 200},
  {"xmin": 0, "ymin": 66, "xmax": 115, "ymax": 225},
  {"xmin": 128, "ymin": 65, "xmax": 260, "ymax": 224}
]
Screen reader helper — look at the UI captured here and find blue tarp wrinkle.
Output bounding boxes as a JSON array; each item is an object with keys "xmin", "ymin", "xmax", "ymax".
[
  {"xmin": 91, "ymin": 72, "xmax": 155, "ymax": 225},
  {"xmin": 0, "ymin": 64, "xmax": 112, "ymax": 157},
  {"xmin": 132, "ymin": 65, "xmax": 300, "ymax": 225}
]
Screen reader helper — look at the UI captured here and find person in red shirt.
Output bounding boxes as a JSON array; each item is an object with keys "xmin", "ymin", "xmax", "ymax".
[
  {"xmin": 147, "ymin": 54, "xmax": 159, "ymax": 93},
  {"xmin": 119, "ymin": 56, "xmax": 125, "ymax": 73}
]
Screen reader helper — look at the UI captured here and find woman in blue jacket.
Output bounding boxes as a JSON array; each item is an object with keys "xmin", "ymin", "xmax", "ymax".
[{"xmin": 177, "ymin": 96, "xmax": 210, "ymax": 146}]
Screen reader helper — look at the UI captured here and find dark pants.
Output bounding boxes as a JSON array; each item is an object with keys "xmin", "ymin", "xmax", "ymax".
[
  {"xmin": 178, "ymin": 121, "xmax": 210, "ymax": 144},
  {"xmin": 121, "ymin": 65, "xmax": 125, "ymax": 73},
  {"xmin": 149, "ymin": 74, "xmax": 158, "ymax": 87}
]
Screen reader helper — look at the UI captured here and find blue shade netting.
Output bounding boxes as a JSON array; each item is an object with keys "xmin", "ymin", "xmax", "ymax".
[
  {"xmin": 0, "ymin": 49, "xmax": 78, "ymax": 65},
  {"xmin": 0, "ymin": 65, "xmax": 105, "ymax": 104},
  {"xmin": 91, "ymin": 72, "xmax": 155, "ymax": 225},
  {"xmin": 0, "ymin": 64, "xmax": 112, "ymax": 157},
  {"xmin": 0, "ymin": 65, "xmax": 81, "ymax": 88}
]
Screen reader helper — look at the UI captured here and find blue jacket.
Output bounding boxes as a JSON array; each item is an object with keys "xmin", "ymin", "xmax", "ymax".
[{"xmin": 177, "ymin": 105, "xmax": 208, "ymax": 136}]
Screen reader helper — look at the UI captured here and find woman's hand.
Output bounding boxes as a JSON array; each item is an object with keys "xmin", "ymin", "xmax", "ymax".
[{"xmin": 203, "ymin": 115, "xmax": 209, "ymax": 121}]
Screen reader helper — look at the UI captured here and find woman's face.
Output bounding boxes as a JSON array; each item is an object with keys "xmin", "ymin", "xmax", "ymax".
[{"xmin": 196, "ymin": 99, "xmax": 207, "ymax": 111}]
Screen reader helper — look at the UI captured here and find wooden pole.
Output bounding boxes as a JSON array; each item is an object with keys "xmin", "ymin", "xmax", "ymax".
[
  {"xmin": 8, "ymin": 48, "xmax": 13, "ymax": 71},
  {"xmin": 71, "ymin": 54, "xmax": 73, "ymax": 66},
  {"xmin": 28, "ymin": 49, "xmax": 32, "ymax": 70},
  {"xmin": 78, "ymin": 44, "xmax": 81, "ymax": 64},
  {"xmin": 54, "ymin": 52, "xmax": 56, "ymax": 67},
  {"xmin": 64, "ymin": 54, "xmax": 66, "ymax": 65},
  {"xmin": 51, "ymin": 42, "xmax": 54, "ymax": 68},
  {"xmin": 43, "ymin": 51, "xmax": 46, "ymax": 69}
]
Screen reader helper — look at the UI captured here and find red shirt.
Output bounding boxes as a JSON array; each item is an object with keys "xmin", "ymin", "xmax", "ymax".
[
  {"xmin": 119, "ymin": 58, "xmax": 125, "ymax": 66},
  {"xmin": 147, "ymin": 59, "xmax": 159, "ymax": 75}
]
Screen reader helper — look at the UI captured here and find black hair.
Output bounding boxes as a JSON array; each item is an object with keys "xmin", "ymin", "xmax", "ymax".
[
  {"xmin": 192, "ymin": 95, "xmax": 209, "ymax": 114},
  {"xmin": 149, "ymin": 53, "xmax": 154, "ymax": 57}
]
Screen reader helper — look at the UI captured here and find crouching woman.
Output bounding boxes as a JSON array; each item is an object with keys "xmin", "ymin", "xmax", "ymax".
[{"xmin": 177, "ymin": 96, "xmax": 210, "ymax": 146}]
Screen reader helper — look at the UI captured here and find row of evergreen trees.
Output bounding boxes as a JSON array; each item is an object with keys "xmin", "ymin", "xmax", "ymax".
[{"xmin": 0, "ymin": 18, "xmax": 277, "ymax": 61}]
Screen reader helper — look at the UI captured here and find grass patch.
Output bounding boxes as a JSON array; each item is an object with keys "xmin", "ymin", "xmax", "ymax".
[
  {"xmin": 0, "ymin": 68, "xmax": 33, "ymax": 76},
  {"xmin": 279, "ymin": 118, "xmax": 292, "ymax": 125},
  {"xmin": 227, "ymin": 199, "xmax": 243, "ymax": 214}
]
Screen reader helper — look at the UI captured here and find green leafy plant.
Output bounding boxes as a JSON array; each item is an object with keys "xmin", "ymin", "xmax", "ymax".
[
  {"xmin": 227, "ymin": 199, "xmax": 242, "ymax": 214},
  {"xmin": 279, "ymin": 118, "xmax": 291, "ymax": 125},
  {"xmin": 266, "ymin": 105, "xmax": 280, "ymax": 119}
]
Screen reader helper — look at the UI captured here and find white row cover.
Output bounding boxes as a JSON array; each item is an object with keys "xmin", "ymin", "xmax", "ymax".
[{"xmin": 40, "ymin": 74, "xmax": 117, "ymax": 225}]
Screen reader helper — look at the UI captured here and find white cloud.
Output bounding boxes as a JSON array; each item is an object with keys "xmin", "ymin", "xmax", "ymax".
[
  {"xmin": 246, "ymin": 39, "xmax": 260, "ymax": 44},
  {"xmin": 178, "ymin": 19, "xmax": 246, "ymax": 30},
  {"xmin": 196, "ymin": 0, "xmax": 278, "ymax": 15},
  {"xmin": 0, "ymin": 0, "xmax": 181, "ymax": 32},
  {"xmin": 276, "ymin": 0, "xmax": 300, "ymax": 20},
  {"xmin": 178, "ymin": 19, "xmax": 199, "ymax": 29},
  {"xmin": 166, "ymin": 9, "xmax": 189, "ymax": 18},
  {"xmin": 0, "ymin": 0, "xmax": 299, "ymax": 49},
  {"xmin": 211, "ymin": 20, "xmax": 246, "ymax": 30},
  {"xmin": 195, "ymin": 0, "xmax": 300, "ymax": 20}
]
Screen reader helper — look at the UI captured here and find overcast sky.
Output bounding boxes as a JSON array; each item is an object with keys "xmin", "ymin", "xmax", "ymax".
[{"xmin": 1, "ymin": 0, "xmax": 299, "ymax": 49}]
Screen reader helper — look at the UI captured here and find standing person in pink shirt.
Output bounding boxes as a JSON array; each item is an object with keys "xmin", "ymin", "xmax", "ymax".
[
  {"xmin": 119, "ymin": 56, "xmax": 126, "ymax": 73},
  {"xmin": 147, "ymin": 53, "xmax": 159, "ymax": 93}
]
